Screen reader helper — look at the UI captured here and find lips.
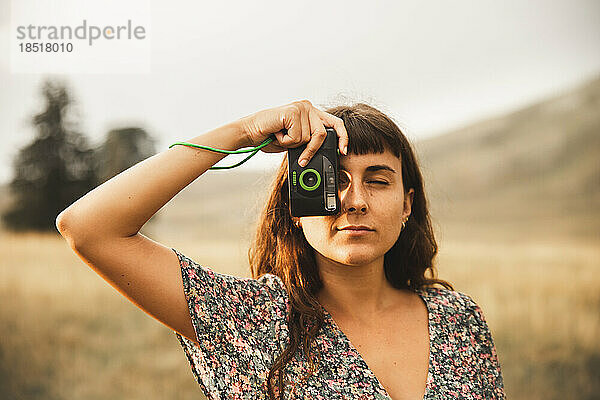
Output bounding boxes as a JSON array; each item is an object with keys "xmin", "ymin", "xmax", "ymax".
[{"xmin": 338, "ymin": 225, "xmax": 374, "ymax": 231}]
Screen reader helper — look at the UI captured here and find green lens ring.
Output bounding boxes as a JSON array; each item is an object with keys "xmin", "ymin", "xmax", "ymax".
[{"xmin": 299, "ymin": 168, "xmax": 321, "ymax": 191}]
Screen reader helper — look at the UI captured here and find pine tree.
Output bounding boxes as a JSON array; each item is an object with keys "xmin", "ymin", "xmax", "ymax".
[{"xmin": 2, "ymin": 79, "xmax": 97, "ymax": 232}]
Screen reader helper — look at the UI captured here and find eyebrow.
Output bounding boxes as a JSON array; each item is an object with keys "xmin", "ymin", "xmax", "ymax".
[{"xmin": 339, "ymin": 164, "xmax": 397, "ymax": 174}]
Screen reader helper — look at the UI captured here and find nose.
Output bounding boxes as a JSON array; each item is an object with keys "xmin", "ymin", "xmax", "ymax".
[{"xmin": 339, "ymin": 179, "xmax": 368, "ymax": 214}]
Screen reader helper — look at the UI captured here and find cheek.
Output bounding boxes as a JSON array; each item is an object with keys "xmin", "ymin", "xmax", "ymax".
[
  {"xmin": 388, "ymin": 223, "xmax": 403, "ymax": 245},
  {"xmin": 374, "ymin": 194, "xmax": 404, "ymax": 236},
  {"xmin": 301, "ymin": 218, "xmax": 331, "ymax": 241},
  {"xmin": 300, "ymin": 219, "xmax": 338, "ymax": 255}
]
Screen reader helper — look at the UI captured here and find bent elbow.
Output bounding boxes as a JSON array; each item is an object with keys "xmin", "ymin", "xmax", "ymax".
[
  {"xmin": 55, "ymin": 210, "xmax": 85, "ymax": 249},
  {"xmin": 55, "ymin": 210, "xmax": 68, "ymax": 235}
]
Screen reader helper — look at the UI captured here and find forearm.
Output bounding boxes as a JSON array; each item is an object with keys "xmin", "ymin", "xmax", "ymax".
[{"xmin": 57, "ymin": 119, "xmax": 248, "ymax": 245}]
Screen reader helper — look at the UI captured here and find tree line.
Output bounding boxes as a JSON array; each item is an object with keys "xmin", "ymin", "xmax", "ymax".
[{"xmin": 2, "ymin": 79, "xmax": 156, "ymax": 232}]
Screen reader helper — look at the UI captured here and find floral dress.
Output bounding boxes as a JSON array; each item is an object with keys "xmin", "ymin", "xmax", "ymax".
[{"xmin": 171, "ymin": 249, "xmax": 505, "ymax": 400}]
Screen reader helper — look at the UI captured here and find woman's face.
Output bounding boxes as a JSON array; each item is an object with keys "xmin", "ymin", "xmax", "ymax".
[{"xmin": 299, "ymin": 149, "xmax": 414, "ymax": 267}]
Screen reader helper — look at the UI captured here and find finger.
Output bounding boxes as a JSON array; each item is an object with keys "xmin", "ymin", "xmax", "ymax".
[
  {"xmin": 300, "ymin": 104, "xmax": 311, "ymax": 146},
  {"xmin": 274, "ymin": 104, "xmax": 303, "ymax": 148},
  {"xmin": 273, "ymin": 129, "xmax": 286, "ymax": 145},
  {"xmin": 255, "ymin": 129, "xmax": 284, "ymax": 153},
  {"xmin": 297, "ymin": 109, "xmax": 328, "ymax": 167},
  {"xmin": 260, "ymin": 140, "xmax": 286, "ymax": 153},
  {"xmin": 317, "ymin": 110, "xmax": 348, "ymax": 155}
]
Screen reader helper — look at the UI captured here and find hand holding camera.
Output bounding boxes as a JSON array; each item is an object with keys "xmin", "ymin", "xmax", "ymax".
[{"xmin": 239, "ymin": 100, "xmax": 348, "ymax": 166}]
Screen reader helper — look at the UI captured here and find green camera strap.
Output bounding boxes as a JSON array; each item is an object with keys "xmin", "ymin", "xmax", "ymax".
[{"xmin": 168, "ymin": 135, "xmax": 275, "ymax": 170}]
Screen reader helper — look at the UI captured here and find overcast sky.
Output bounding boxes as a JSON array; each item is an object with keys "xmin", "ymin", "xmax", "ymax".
[{"xmin": 1, "ymin": 0, "xmax": 599, "ymax": 184}]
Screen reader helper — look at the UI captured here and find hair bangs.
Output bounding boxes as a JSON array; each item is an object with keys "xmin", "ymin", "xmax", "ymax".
[{"xmin": 327, "ymin": 104, "xmax": 403, "ymax": 158}]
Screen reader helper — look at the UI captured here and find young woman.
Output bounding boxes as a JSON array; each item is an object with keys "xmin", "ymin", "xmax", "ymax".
[{"xmin": 56, "ymin": 100, "xmax": 505, "ymax": 400}]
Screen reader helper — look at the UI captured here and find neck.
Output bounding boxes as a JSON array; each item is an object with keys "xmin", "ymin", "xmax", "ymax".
[{"xmin": 314, "ymin": 251, "xmax": 398, "ymax": 319}]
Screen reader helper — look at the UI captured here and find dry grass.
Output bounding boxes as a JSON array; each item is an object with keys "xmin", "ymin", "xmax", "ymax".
[
  {"xmin": 1, "ymin": 230, "xmax": 598, "ymax": 399},
  {"xmin": 0, "ymin": 231, "xmax": 206, "ymax": 400},
  {"xmin": 435, "ymin": 239, "xmax": 600, "ymax": 400}
]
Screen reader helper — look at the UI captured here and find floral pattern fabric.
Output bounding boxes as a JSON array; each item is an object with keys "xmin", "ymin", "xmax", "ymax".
[{"xmin": 171, "ymin": 249, "xmax": 505, "ymax": 400}]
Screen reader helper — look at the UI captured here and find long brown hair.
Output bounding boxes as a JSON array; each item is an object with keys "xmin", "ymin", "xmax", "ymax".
[{"xmin": 248, "ymin": 102, "xmax": 453, "ymax": 399}]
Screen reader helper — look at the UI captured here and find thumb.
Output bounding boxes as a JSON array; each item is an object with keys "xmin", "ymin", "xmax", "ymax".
[{"xmin": 273, "ymin": 128, "xmax": 291, "ymax": 145}]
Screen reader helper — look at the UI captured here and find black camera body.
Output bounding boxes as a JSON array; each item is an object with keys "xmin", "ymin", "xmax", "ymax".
[{"xmin": 287, "ymin": 127, "xmax": 340, "ymax": 217}]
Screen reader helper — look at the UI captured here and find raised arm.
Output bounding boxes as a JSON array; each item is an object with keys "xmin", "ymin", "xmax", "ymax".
[
  {"xmin": 56, "ymin": 120, "xmax": 248, "ymax": 343},
  {"xmin": 55, "ymin": 100, "xmax": 348, "ymax": 344}
]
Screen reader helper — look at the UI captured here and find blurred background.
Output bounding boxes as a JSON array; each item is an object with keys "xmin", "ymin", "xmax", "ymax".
[{"xmin": 1, "ymin": 0, "xmax": 599, "ymax": 399}]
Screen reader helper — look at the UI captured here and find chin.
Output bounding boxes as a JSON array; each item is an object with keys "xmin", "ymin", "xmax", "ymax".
[{"xmin": 334, "ymin": 250, "xmax": 380, "ymax": 267}]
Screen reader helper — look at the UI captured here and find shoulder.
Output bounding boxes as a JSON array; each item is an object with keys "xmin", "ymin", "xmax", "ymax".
[
  {"xmin": 256, "ymin": 272, "xmax": 287, "ymax": 294},
  {"xmin": 172, "ymin": 248, "xmax": 288, "ymax": 307},
  {"xmin": 417, "ymin": 286, "xmax": 484, "ymax": 320},
  {"xmin": 417, "ymin": 287, "xmax": 496, "ymax": 344}
]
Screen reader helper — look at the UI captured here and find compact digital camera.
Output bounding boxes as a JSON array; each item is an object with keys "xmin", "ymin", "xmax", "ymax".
[{"xmin": 287, "ymin": 127, "xmax": 341, "ymax": 217}]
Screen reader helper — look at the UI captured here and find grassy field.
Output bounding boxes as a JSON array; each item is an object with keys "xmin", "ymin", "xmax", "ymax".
[{"xmin": 1, "ymin": 231, "xmax": 598, "ymax": 400}]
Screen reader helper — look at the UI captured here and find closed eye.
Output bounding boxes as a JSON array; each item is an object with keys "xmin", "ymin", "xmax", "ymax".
[{"xmin": 368, "ymin": 181, "xmax": 389, "ymax": 185}]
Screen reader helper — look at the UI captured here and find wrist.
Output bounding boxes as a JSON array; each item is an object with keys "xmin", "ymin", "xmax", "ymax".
[
  {"xmin": 234, "ymin": 116, "xmax": 253, "ymax": 149},
  {"xmin": 181, "ymin": 119, "xmax": 249, "ymax": 153},
  {"xmin": 212, "ymin": 118, "xmax": 250, "ymax": 151}
]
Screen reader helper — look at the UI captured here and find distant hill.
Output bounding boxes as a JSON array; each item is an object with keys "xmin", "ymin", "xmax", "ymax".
[
  {"xmin": 2, "ymin": 76, "xmax": 598, "ymax": 245},
  {"xmin": 414, "ymin": 75, "xmax": 600, "ymax": 243}
]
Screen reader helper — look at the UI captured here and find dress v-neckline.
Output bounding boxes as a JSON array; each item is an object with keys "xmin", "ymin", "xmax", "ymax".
[{"xmin": 318, "ymin": 289, "xmax": 433, "ymax": 400}]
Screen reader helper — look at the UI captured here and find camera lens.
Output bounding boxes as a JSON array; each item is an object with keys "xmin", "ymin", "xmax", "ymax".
[
  {"xmin": 305, "ymin": 172, "xmax": 316, "ymax": 186},
  {"xmin": 299, "ymin": 168, "xmax": 321, "ymax": 191}
]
